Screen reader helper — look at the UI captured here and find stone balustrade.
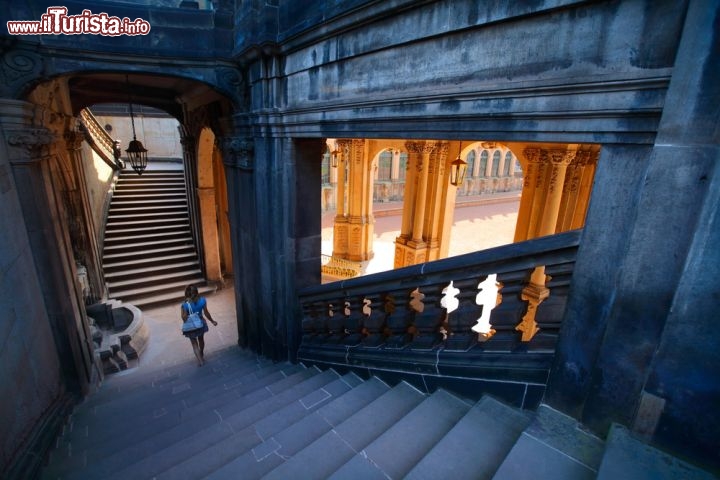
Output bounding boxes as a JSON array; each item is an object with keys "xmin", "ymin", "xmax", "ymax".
[{"xmin": 298, "ymin": 230, "xmax": 581, "ymax": 402}]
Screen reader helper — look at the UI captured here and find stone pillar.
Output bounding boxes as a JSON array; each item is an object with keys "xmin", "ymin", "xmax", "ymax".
[
  {"xmin": 394, "ymin": 142, "xmax": 419, "ymax": 267},
  {"xmin": 1, "ymin": 99, "xmax": 97, "ymax": 393},
  {"xmin": 345, "ymin": 139, "xmax": 374, "ymax": 262},
  {"xmin": 394, "ymin": 140, "xmax": 456, "ymax": 267},
  {"xmin": 220, "ymin": 134, "xmax": 259, "ymax": 350},
  {"xmin": 197, "ymin": 186, "xmax": 223, "ymax": 281},
  {"xmin": 514, "ymin": 147, "xmax": 544, "ymax": 242},
  {"xmin": 517, "ymin": 146, "xmax": 575, "ymax": 341},
  {"xmin": 64, "ymin": 129, "xmax": 105, "ymax": 302},
  {"xmin": 332, "ymin": 139, "xmax": 350, "ymax": 258}
]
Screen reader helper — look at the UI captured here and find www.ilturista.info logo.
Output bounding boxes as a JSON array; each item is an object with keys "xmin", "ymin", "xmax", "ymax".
[{"xmin": 7, "ymin": 7, "xmax": 151, "ymax": 36}]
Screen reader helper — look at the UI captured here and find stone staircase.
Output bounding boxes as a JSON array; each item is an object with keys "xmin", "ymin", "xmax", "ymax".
[
  {"xmin": 103, "ymin": 167, "xmax": 215, "ymax": 310},
  {"xmin": 39, "ymin": 346, "xmax": 715, "ymax": 480}
]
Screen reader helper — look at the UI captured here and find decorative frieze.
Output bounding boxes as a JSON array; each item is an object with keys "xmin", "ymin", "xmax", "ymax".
[
  {"xmin": 221, "ymin": 136, "xmax": 254, "ymax": 170},
  {"xmin": 5, "ymin": 127, "xmax": 56, "ymax": 164}
]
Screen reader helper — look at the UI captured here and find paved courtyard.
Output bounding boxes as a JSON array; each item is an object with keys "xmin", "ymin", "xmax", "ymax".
[{"xmin": 323, "ymin": 194, "xmax": 521, "ymax": 274}]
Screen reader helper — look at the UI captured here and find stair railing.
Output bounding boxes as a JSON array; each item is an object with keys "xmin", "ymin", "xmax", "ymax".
[
  {"xmin": 78, "ymin": 108, "xmax": 124, "ymax": 171},
  {"xmin": 298, "ymin": 229, "xmax": 581, "ymax": 398}
]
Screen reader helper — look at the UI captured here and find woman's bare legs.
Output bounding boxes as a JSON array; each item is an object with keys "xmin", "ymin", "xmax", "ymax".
[
  {"xmin": 198, "ymin": 335, "xmax": 206, "ymax": 360},
  {"xmin": 190, "ymin": 337, "xmax": 204, "ymax": 366}
]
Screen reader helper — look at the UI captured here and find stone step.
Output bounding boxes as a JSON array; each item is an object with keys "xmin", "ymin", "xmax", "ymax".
[
  {"xmin": 204, "ymin": 376, "xmax": 392, "ymax": 480},
  {"xmin": 103, "ymin": 243, "xmax": 196, "ymax": 263},
  {"xmin": 103, "ymin": 236, "xmax": 194, "ymax": 253},
  {"xmin": 491, "ymin": 404, "xmax": 605, "ymax": 480},
  {"xmin": 68, "ymin": 357, "xmax": 282, "ymax": 437},
  {"xmin": 81, "ymin": 346, "xmax": 259, "ymax": 407},
  {"xmin": 596, "ymin": 424, "xmax": 716, "ymax": 480},
  {"xmin": 103, "ymin": 238, "xmax": 195, "ymax": 263},
  {"xmin": 106, "ymin": 210, "xmax": 189, "ymax": 223},
  {"xmin": 103, "ymin": 229, "xmax": 191, "ymax": 246},
  {"xmin": 116, "ymin": 179, "xmax": 185, "ymax": 187},
  {"xmin": 109, "ymin": 278, "xmax": 207, "ymax": 303},
  {"xmin": 58, "ymin": 368, "xmax": 325, "ymax": 480},
  {"xmin": 108, "ymin": 203, "xmax": 188, "ymax": 215},
  {"xmin": 108, "ymin": 369, "xmax": 352, "ymax": 480},
  {"xmin": 103, "ymin": 260, "xmax": 200, "ymax": 282},
  {"xmin": 102, "ymin": 251, "xmax": 198, "ymax": 272},
  {"xmin": 405, "ymin": 395, "xmax": 533, "ymax": 480},
  {"xmin": 112, "ymin": 187, "xmax": 187, "ymax": 196},
  {"xmin": 328, "ymin": 389, "xmax": 472, "ymax": 479},
  {"xmin": 106, "ymin": 267, "xmax": 203, "ymax": 290},
  {"xmin": 103, "ymin": 223, "xmax": 188, "ymax": 238},
  {"xmin": 261, "ymin": 381, "xmax": 427, "ymax": 480},
  {"xmin": 116, "ymin": 285, "xmax": 216, "ymax": 310},
  {"xmin": 104, "ymin": 217, "xmax": 189, "ymax": 231}
]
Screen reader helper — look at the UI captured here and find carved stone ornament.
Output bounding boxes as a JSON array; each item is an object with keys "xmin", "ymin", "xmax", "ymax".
[
  {"xmin": 5, "ymin": 127, "xmax": 56, "ymax": 163},
  {"xmin": 222, "ymin": 136, "xmax": 254, "ymax": 170},
  {"xmin": 0, "ymin": 45, "xmax": 42, "ymax": 97}
]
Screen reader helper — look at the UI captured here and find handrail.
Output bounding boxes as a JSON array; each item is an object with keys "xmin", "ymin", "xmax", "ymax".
[
  {"xmin": 78, "ymin": 109, "xmax": 124, "ymax": 171},
  {"xmin": 298, "ymin": 230, "xmax": 581, "ymax": 385}
]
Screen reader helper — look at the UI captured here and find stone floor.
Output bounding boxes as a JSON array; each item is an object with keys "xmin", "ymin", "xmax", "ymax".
[{"xmin": 117, "ymin": 286, "xmax": 239, "ymax": 375}]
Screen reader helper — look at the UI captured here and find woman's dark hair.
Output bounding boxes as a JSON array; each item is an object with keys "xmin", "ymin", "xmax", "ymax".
[{"xmin": 185, "ymin": 284, "xmax": 199, "ymax": 298}]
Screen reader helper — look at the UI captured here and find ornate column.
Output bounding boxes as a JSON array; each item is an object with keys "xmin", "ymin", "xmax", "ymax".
[
  {"xmin": 394, "ymin": 141, "xmax": 456, "ymax": 267},
  {"xmin": 514, "ymin": 147, "xmax": 544, "ymax": 242},
  {"xmin": 197, "ymin": 186, "xmax": 223, "ymax": 281},
  {"xmin": 332, "ymin": 139, "xmax": 350, "ymax": 259},
  {"xmin": 517, "ymin": 146, "xmax": 576, "ymax": 341},
  {"xmin": 569, "ymin": 149, "xmax": 599, "ymax": 230},
  {"xmin": 425, "ymin": 141, "xmax": 453, "ymax": 260},
  {"xmin": 394, "ymin": 142, "xmax": 419, "ymax": 267},
  {"xmin": 220, "ymin": 134, "xmax": 258, "ymax": 349},
  {"xmin": 2, "ymin": 99, "xmax": 98, "ymax": 392},
  {"xmin": 345, "ymin": 139, "xmax": 374, "ymax": 262},
  {"xmin": 64, "ymin": 129, "xmax": 105, "ymax": 302},
  {"xmin": 394, "ymin": 141, "xmax": 433, "ymax": 266}
]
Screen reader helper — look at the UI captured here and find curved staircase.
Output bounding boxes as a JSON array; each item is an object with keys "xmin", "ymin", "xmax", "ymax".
[
  {"xmin": 103, "ymin": 167, "xmax": 215, "ymax": 309},
  {"xmin": 39, "ymin": 347, "xmax": 715, "ymax": 480}
]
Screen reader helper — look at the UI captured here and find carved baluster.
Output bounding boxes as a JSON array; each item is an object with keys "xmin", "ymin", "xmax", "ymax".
[
  {"xmin": 361, "ymin": 292, "xmax": 386, "ymax": 347},
  {"xmin": 326, "ymin": 295, "xmax": 347, "ymax": 344},
  {"xmin": 409, "ymin": 282, "xmax": 445, "ymax": 350},
  {"xmin": 310, "ymin": 301, "xmax": 334, "ymax": 344},
  {"xmin": 488, "ymin": 268, "xmax": 534, "ymax": 349},
  {"xmin": 445, "ymin": 277, "xmax": 486, "ymax": 351},
  {"xmin": 300, "ymin": 300, "xmax": 322, "ymax": 345},
  {"xmin": 343, "ymin": 296, "xmax": 364, "ymax": 346},
  {"xmin": 384, "ymin": 287, "xmax": 415, "ymax": 349}
]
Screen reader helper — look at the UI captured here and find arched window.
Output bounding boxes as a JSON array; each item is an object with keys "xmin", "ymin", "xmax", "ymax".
[
  {"xmin": 378, "ymin": 150, "xmax": 392, "ymax": 181},
  {"xmin": 321, "ymin": 149, "xmax": 330, "ymax": 184},
  {"xmin": 466, "ymin": 150, "xmax": 476, "ymax": 178},
  {"xmin": 503, "ymin": 151, "xmax": 513, "ymax": 176},
  {"xmin": 480, "ymin": 151, "xmax": 488, "ymax": 177},
  {"xmin": 492, "ymin": 151, "xmax": 501, "ymax": 177},
  {"xmin": 398, "ymin": 152, "xmax": 408, "ymax": 181}
]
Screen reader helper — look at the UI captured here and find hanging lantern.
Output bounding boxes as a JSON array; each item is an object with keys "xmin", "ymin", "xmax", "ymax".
[
  {"xmin": 450, "ymin": 142, "xmax": 467, "ymax": 186},
  {"xmin": 124, "ymin": 75, "xmax": 149, "ymax": 175},
  {"xmin": 126, "ymin": 137, "xmax": 148, "ymax": 175}
]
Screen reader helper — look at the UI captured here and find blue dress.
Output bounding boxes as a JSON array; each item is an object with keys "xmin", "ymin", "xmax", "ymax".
[{"xmin": 182, "ymin": 297, "xmax": 209, "ymax": 338}]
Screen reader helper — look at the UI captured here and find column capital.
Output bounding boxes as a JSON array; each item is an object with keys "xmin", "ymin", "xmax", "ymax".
[
  {"xmin": 220, "ymin": 136, "xmax": 254, "ymax": 170},
  {"xmin": 405, "ymin": 140, "xmax": 438, "ymax": 155},
  {"xmin": 522, "ymin": 147, "xmax": 544, "ymax": 163},
  {"xmin": 64, "ymin": 130, "xmax": 84, "ymax": 151},
  {"xmin": 5, "ymin": 126, "xmax": 56, "ymax": 164},
  {"xmin": 547, "ymin": 148, "xmax": 576, "ymax": 165}
]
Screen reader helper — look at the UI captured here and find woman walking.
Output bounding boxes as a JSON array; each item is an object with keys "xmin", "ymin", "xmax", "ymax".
[{"xmin": 181, "ymin": 284, "xmax": 218, "ymax": 366}]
